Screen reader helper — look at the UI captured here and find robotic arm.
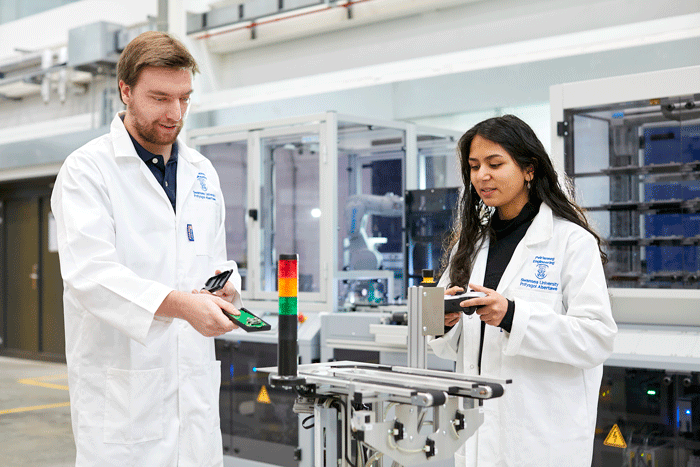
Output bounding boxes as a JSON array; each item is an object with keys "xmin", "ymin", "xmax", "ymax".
[{"xmin": 344, "ymin": 193, "xmax": 403, "ymax": 270}]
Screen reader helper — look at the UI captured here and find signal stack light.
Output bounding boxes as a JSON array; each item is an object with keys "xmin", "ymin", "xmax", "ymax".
[{"xmin": 270, "ymin": 254, "xmax": 305, "ymax": 387}]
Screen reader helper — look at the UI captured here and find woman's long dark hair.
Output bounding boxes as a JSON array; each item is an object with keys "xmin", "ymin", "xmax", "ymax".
[{"xmin": 442, "ymin": 114, "xmax": 607, "ymax": 288}]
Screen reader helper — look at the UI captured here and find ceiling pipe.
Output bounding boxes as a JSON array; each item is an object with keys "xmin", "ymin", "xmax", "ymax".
[
  {"xmin": 191, "ymin": 0, "xmax": 480, "ymax": 53},
  {"xmin": 0, "ymin": 52, "xmax": 44, "ymax": 78}
]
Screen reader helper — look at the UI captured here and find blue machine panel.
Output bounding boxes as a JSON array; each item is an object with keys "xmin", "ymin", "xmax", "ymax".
[{"xmin": 644, "ymin": 125, "xmax": 700, "ymax": 276}]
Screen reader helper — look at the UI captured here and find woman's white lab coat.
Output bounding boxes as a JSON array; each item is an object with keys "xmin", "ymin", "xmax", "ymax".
[
  {"xmin": 428, "ymin": 202, "xmax": 617, "ymax": 467},
  {"xmin": 51, "ymin": 113, "xmax": 241, "ymax": 467}
]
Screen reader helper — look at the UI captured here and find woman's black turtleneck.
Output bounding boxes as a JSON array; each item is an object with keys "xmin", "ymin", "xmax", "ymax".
[{"xmin": 477, "ymin": 201, "xmax": 540, "ymax": 372}]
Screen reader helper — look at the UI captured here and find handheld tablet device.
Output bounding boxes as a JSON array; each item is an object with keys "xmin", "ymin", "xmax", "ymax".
[
  {"xmin": 223, "ymin": 307, "xmax": 272, "ymax": 332},
  {"xmin": 202, "ymin": 269, "xmax": 233, "ymax": 293},
  {"xmin": 444, "ymin": 291, "xmax": 487, "ymax": 315}
]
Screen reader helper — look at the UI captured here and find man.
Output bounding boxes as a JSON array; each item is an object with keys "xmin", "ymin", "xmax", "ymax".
[{"xmin": 51, "ymin": 31, "xmax": 240, "ymax": 467}]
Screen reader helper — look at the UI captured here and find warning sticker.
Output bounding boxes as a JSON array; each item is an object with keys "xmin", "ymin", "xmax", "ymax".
[
  {"xmin": 603, "ymin": 424, "xmax": 627, "ymax": 448},
  {"xmin": 257, "ymin": 385, "xmax": 271, "ymax": 404}
]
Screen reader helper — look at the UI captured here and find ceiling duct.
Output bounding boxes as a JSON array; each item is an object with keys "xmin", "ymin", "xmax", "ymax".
[
  {"xmin": 68, "ymin": 21, "xmax": 123, "ymax": 73},
  {"xmin": 190, "ymin": 0, "xmax": 481, "ymax": 54}
]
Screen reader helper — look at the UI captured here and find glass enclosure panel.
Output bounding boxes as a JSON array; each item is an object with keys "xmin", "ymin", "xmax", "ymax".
[
  {"xmin": 216, "ymin": 340, "xmax": 298, "ymax": 467},
  {"xmin": 336, "ymin": 121, "xmax": 406, "ymax": 306},
  {"xmin": 199, "ymin": 141, "xmax": 249, "ymax": 290},
  {"xmin": 260, "ymin": 132, "xmax": 320, "ymax": 293},
  {"xmin": 572, "ymin": 114, "xmax": 610, "ymax": 174},
  {"xmin": 566, "ymin": 95, "xmax": 700, "ymax": 288},
  {"xmin": 417, "ymin": 135, "xmax": 460, "ymax": 190},
  {"xmin": 405, "ymin": 187, "xmax": 459, "ymax": 289}
]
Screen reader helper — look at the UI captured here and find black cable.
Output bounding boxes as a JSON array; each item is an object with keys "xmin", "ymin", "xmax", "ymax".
[{"xmin": 301, "ymin": 415, "xmax": 314, "ymax": 429}]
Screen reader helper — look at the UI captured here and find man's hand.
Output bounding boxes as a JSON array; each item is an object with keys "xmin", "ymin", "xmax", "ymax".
[
  {"xmin": 444, "ymin": 286, "xmax": 464, "ymax": 327},
  {"xmin": 203, "ymin": 269, "xmax": 239, "ymax": 304},
  {"xmin": 187, "ymin": 292, "xmax": 240, "ymax": 336},
  {"xmin": 156, "ymin": 290, "xmax": 240, "ymax": 337}
]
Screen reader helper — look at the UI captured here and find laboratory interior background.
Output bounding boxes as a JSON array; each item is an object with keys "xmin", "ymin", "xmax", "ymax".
[{"xmin": 1, "ymin": 0, "xmax": 700, "ymax": 466}]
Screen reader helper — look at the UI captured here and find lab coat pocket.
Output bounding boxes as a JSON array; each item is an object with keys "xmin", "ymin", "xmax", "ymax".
[
  {"xmin": 522, "ymin": 289, "xmax": 564, "ymax": 315},
  {"xmin": 103, "ymin": 367, "xmax": 164, "ymax": 444},
  {"xmin": 183, "ymin": 362, "xmax": 220, "ymax": 435}
]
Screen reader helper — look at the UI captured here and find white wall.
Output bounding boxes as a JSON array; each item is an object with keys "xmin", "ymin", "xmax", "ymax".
[
  {"xmin": 0, "ymin": 0, "xmax": 157, "ymax": 59},
  {"xmin": 190, "ymin": 0, "xmax": 700, "ymax": 120},
  {"xmin": 0, "ymin": 0, "xmax": 699, "ymax": 162},
  {"xmin": 207, "ymin": 0, "xmax": 698, "ymax": 88}
]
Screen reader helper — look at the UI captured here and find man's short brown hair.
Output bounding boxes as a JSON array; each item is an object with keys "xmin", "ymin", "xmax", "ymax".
[{"xmin": 117, "ymin": 31, "xmax": 199, "ymax": 104}]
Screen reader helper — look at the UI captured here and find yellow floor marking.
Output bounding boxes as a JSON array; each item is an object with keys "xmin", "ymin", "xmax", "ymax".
[
  {"xmin": 17, "ymin": 378, "xmax": 69, "ymax": 391},
  {"xmin": 0, "ymin": 401, "xmax": 70, "ymax": 415},
  {"xmin": 33, "ymin": 373, "xmax": 68, "ymax": 382}
]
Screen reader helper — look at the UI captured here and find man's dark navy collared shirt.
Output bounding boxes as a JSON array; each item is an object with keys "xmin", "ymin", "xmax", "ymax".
[{"xmin": 126, "ymin": 131, "xmax": 178, "ymax": 213}]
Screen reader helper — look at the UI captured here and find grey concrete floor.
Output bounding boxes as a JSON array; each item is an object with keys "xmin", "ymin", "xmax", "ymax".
[{"xmin": 0, "ymin": 356, "xmax": 75, "ymax": 467}]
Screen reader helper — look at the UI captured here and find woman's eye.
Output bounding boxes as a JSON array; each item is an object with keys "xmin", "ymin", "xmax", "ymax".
[
  {"xmin": 490, "ymin": 163, "xmax": 502, "ymax": 169},
  {"xmin": 470, "ymin": 166, "xmax": 478, "ymax": 171}
]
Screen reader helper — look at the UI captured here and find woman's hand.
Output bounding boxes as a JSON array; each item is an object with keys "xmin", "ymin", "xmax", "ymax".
[
  {"xmin": 444, "ymin": 286, "xmax": 464, "ymax": 327},
  {"xmin": 466, "ymin": 283, "xmax": 508, "ymax": 327}
]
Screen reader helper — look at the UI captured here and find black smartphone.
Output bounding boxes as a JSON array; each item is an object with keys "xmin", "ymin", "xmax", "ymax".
[
  {"xmin": 202, "ymin": 269, "xmax": 233, "ymax": 293},
  {"xmin": 223, "ymin": 307, "xmax": 272, "ymax": 332},
  {"xmin": 444, "ymin": 291, "xmax": 487, "ymax": 315}
]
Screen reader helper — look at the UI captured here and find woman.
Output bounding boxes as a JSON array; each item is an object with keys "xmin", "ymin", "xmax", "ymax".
[{"xmin": 428, "ymin": 115, "xmax": 617, "ymax": 467}]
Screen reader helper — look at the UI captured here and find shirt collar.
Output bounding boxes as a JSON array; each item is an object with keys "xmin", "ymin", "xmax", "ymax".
[{"xmin": 112, "ymin": 112, "xmax": 202, "ymax": 163}]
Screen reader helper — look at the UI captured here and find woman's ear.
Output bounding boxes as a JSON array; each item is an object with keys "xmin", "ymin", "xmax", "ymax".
[{"xmin": 526, "ymin": 166, "xmax": 535, "ymax": 182}]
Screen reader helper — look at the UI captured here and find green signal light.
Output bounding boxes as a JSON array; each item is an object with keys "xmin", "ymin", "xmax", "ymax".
[{"xmin": 647, "ymin": 389, "xmax": 657, "ymax": 396}]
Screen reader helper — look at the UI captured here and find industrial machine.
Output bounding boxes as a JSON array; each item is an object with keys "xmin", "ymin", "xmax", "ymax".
[
  {"xmin": 551, "ymin": 65, "xmax": 700, "ymax": 466},
  {"xmin": 188, "ymin": 113, "xmax": 461, "ymax": 313},
  {"xmin": 188, "ymin": 114, "xmax": 462, "ymax": 467},
  {"xmin": 344, "ymin": 193, "xmax": 404, "ymax": 271}
]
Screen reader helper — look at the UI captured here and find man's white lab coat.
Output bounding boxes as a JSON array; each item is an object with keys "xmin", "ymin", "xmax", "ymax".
[{"xmin": 51, "ymin": 113, "xmax": 241, "ymax": 467}]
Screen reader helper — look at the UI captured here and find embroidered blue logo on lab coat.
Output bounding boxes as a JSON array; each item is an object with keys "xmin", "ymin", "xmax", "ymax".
[
  {"xmin": 197, "ymin": 172, "xmax": 208, "ymax": 192},
  {"xmin": 187, "ymin": 224, "xmax": 194, "ymax": 241},
  {"xmin": 520, "ymin": 256, "xmax": 559, "ymax": 291},
  {"xmin": 193, "ymin": 172, "xmax": 216, "ymax": 201}
]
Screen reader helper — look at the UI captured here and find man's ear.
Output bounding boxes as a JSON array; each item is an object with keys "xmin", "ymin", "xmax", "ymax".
[{"xmin": 118, "ymin": 80, "xmax": 130, "ymax": 105}]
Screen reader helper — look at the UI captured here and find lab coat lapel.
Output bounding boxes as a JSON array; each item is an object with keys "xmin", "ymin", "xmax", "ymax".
[
  {"xmin": 110, "ymin": 113, "xmax": 173, "ymax": 208},
  {"xmin": 495, "ymin": 203, "xmax": 553, "ymax": 294},
  {"xmin": 468, "ymin": 238, "xmax": 489, "ymax": 287},
  {"xmin": 496, "ymin": 241, "xmax": 530, "ymax": 294},
  {"xmin": 177, "ymin": 151, "xmax": 199, "ymax": 215},
  {"xmin": 175, "ymin": 139, "xmax": 208, "ymax": 214}
]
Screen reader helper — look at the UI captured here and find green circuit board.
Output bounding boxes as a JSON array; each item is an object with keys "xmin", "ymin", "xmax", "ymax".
[{"xmin": 224, "ymin": 307, "xmax": 272, "ymax": 332}]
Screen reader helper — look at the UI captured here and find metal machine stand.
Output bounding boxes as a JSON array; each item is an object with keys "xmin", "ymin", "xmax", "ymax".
[
  {"xmin": 264, "ymin": 361, "xmax": 507, "ymax": 466},
  {"xmin": 407, "ymin": 285, "xmax": 444, "ymax": 369},
  {"xmin": 266, "ymin": 286, "xmax": 509, "ymax": 466}
]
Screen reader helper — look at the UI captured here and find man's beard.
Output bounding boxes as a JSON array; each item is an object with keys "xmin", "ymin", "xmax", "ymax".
[{"xmin": 129, "ymin": 109, "xmax": 183, "ymax": 147}]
